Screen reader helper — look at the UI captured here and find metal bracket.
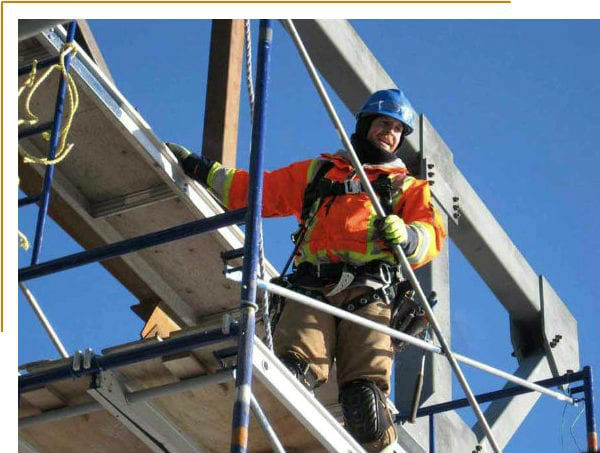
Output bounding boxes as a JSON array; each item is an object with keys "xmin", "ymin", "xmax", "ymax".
[{"xmin": 88, "ymin": 369, "xmax": 205, "ymax": 453}]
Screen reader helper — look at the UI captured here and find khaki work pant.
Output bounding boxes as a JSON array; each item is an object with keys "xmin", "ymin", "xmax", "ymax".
[{"xmin": 273, "ymin": 286, "xmax": 397, "ymax": 452}]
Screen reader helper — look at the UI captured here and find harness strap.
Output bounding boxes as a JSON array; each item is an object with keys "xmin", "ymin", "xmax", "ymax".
[
  {"xmin": 294, "ymin": 261, "xmax": 396, "ymax": 282},
  {"xmin": 340, "ymin": 285, "xmax": 398, "ymax": 313},
  {"xmin": 314, "ymin": 173, "xmax": 395, "ymax": 214}
]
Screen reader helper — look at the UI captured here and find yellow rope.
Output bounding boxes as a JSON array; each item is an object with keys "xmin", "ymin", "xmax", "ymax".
[
  {"xmin": 18, "ymin": 43, "xmax": 80, "ymax": 166},
  {"xmin": 17, "ymin": 177, "xmax": 30, "ymax": 251},
  {"xmin": 17, "ymin": 59, "xmax": 38, "ymax": 101},
  {"xmin": 19, "ymin": 231, "xmax": 30, "ymax": 251}
]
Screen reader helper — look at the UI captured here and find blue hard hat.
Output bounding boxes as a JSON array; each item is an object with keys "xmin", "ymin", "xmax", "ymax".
[{"xmin": 357, "ymin": 89, "xmax": 417, "ymax": 136}]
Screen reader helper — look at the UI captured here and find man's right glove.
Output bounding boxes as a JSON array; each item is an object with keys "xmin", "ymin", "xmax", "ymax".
[
  {"xmin": 165, "ymin": 142, "xmax": 216, "ymax": 186},
  {"xmin": 382, "ymin": 214, "xmax": 409, "ymax": 246}
]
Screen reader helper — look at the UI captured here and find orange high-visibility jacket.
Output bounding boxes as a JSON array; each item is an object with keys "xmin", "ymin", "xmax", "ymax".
[{"xmin": 206, "ymin": 151, "xmax": 446, "ymax": 269}]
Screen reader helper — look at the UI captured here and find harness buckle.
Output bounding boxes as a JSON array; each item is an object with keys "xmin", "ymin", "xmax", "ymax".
[
  {"xmin": 378, "ymin": 263, "xmax": 393, "ymax": 285},
  {"xmin": 344, "ymin": 179, "xmax": 362, "ymax": 194}
]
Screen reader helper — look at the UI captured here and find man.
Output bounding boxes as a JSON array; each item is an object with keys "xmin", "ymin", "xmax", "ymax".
[{"xmin": 168, "ymin": 89, "xmax": 446, "ymax": 453}]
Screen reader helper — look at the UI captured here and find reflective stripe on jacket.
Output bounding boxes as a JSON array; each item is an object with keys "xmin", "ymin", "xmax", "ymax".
[{"xmin": 206, "ymin": 151, "xmax": 446, "ymax": 269}]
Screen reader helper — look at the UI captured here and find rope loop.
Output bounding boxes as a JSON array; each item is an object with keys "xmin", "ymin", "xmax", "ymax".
[{"xmin": 19, "ymin": 42, "xmax": 80, "ymax": 166}]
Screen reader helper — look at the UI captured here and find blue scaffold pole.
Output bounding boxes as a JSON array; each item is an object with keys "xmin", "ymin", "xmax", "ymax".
[
  {"xmin": 30, "ymin": 21, "xmax": 78, "ymax": 265},
  {"xmin": 584, "ymin": 366, "xmax": 598, "ymax": 452},
  {"xmin": 230, "ymin": 19, "xmax": 272, "ymax": 453}
]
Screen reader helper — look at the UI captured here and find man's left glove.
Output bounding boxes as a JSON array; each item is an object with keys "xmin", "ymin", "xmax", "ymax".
[
  {"xmin": 382, "ymin": 214, "xmax": 409, "ymax": 246},
  {"xmin": 165, "ymin": 142, "xmax": 216, "ymax": 186}
]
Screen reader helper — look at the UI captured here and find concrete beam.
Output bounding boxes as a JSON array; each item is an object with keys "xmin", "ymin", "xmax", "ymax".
[
  {"xmin": 473, "ymin": 355, "xmax": 551, "ymax": 451},
  {"xmin": 291, "ymin": 19, "xmax": 422, "ymax": 161},
  {"xmin": 395, "ymin": 205, "xmax": 451, "ymax": 410},
  {"xmin": 540, "ymin": 277, "xmax": 579, "ymax": 379},
  {"xmin": 290, "ymin": 19, "xmax": 550, "ymax": 324},
  {"xmin": 202, "ymin": 19, "xmax": 244, "ymax": 167},
  {"xmin": 420, "ymin": 115, "xmax": 541, "ymax": 322},
  {"xmin": 291, "ymin": 19, "xmax": 579, "ymax": 451}
]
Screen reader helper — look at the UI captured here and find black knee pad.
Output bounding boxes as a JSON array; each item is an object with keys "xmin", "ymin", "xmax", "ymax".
[{"xmin": 339, "ymin": 379, "xmax": 392, "ymax": 444}]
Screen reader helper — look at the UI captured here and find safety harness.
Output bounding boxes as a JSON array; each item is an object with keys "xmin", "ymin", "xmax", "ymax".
[
  {"xmin": 283, "ymin": 159, "xmax": 396, "ymax": 275},
  {"xmin": 273, "ymin": 159, "xmax": 422, "ymax": 330}
]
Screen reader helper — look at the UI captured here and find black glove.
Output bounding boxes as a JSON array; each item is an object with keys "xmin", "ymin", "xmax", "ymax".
[
  {"xmin": 166, "ymin": 142, "xmax": 192, "ymax": 163},
  {"xmin": 165, "ymin": 142, "xmax": 215, "ymax": 186}
]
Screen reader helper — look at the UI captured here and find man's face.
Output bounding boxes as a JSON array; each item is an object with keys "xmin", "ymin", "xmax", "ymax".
[{"xmin": 366, "ymin": 115, "xmax": 404, "ymax": 153}]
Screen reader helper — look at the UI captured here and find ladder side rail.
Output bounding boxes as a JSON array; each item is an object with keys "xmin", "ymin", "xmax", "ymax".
[{"xmin": 252, "ymin": 337, "xmax": 366, "ymax": 452}]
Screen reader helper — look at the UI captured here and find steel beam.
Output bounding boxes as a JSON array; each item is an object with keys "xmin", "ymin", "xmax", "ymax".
[
  {"xmin": 18, "ymin": 20, "xmax": 69, "ymax": 41},
  {"xmin": 202, "ymin": 19, "xmax": 244, "ymax": 168}
]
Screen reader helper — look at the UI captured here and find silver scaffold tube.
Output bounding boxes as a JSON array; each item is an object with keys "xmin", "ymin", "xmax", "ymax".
[
  {"xmin": 283, "ymin": 18, "xmax": 503, "ymax": 453},
  {"xmin": 257, "ymin": 279, "xmax": 575, "ymax": 405}
]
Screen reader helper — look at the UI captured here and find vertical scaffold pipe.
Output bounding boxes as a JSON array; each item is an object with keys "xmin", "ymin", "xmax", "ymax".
[
  {"xmin": 429, "ymin": 414, "xmax": 435, "ymax": 453},
  {"xmin": 30, "ymin": 21, "xmax": 78, "ymax": 265},
  {"xmin": 283, "ymin": 19, "xmax": 502, "ymax": 453},
  {"xmin": 584, "ymin": 366, "xmax": 598, "ymax": 452},
  {"xmin": 230, "ymin": 19, "xmax": 272, "ymax": 453}
]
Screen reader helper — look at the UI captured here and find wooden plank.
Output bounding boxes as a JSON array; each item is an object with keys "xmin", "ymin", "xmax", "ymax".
[
  {"xmin": 21, "ymin": 387, "xmax": 66, "ymax": 411},
  {"xmin": 201, "ymin": 19, "xmax": 244, "ymax": 167},
  {"xmin": 20, "ymin": 411, "xmax": 153, "ymax": 453}
]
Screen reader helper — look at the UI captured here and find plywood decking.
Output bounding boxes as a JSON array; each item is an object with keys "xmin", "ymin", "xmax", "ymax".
[{"xmin": 19, "ymin": 327, "xmax": 332, "ymax": 453}]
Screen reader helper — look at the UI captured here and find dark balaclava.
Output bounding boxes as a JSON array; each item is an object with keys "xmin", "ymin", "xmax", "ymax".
[{"xmin": 351, "ymin": 115, "xmax": 404, "ymax": 165}]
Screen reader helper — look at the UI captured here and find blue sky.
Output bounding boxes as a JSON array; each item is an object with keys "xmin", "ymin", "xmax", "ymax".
[{"xmin": 17, "ymin": 19, "xmax": 600, "ymax": 452}]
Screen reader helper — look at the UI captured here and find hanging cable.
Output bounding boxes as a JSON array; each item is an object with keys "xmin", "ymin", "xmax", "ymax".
[
  {"xmin": 570, "ymin": 405, "xmax": 586, "ymax": 452},
  {"xmin": 18, "ymin": 42, "xmax": 80, "ymax": 166},
  {"xmin": 244, "ymin": 19, "xmax": 273, "ymax": 350},
  {"xmin": 244, "ymin": 19, "xmax": 255, "ymax": 121}
]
